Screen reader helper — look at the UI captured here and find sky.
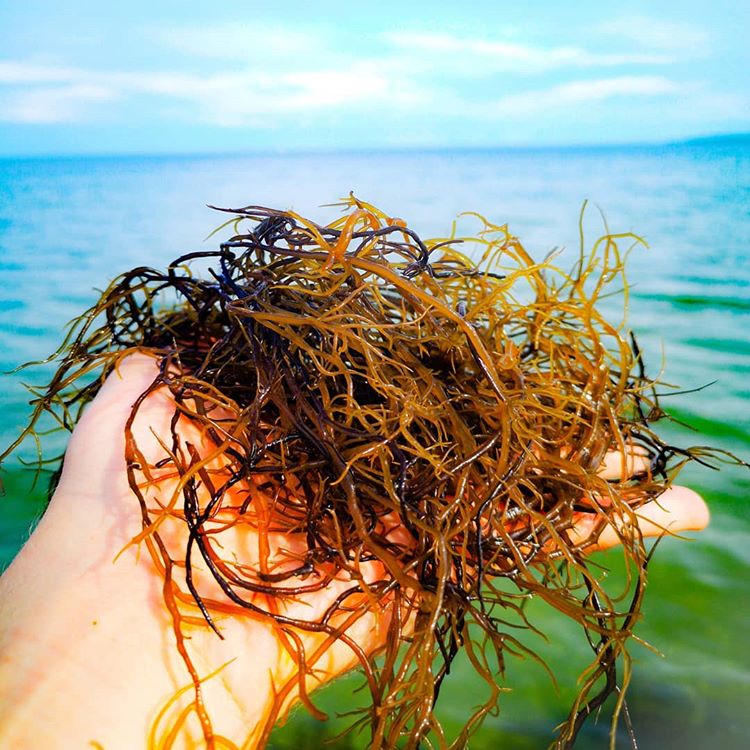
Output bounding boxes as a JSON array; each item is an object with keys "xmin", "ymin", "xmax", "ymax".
[{"xmin": 0, "ymin": 0, "xmax": 748, "ymax": 156}]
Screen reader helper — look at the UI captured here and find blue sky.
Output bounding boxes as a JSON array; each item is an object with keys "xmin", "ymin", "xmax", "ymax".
[{"xmin": 1, "ymin": 0, "xmax": 748, "ymax": 156}]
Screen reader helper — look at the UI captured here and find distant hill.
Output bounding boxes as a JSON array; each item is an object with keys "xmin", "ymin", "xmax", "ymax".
[{"xmin": 678, "ymin": 132, "xmax": 750, "ymax": 147}]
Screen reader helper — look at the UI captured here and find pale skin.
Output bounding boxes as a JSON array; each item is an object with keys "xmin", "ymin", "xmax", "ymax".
[{"xmin": 0, "ymin": 354, "xmax": 710, "ymax": 749}]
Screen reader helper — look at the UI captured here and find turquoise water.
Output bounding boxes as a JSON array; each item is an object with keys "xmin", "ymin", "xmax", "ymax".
[{"xmin": 1, "ymin": 141, "xmax": 748, "ymax": 748}]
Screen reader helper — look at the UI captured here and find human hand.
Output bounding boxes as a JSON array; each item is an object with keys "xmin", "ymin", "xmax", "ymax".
[{"xmin": 0, "ymin": 353, "xmax": 709, "ymax": 750}]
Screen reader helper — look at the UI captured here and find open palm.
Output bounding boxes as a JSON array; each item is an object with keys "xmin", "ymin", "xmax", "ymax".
[{"xmin": 0, "ymin": 353, "xmax": 709, "ymax": 750}]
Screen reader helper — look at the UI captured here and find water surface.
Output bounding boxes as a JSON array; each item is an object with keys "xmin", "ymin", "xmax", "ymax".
[{"xmin": 1, "ymin": 141, "xmax": 748, "ymax": 748}]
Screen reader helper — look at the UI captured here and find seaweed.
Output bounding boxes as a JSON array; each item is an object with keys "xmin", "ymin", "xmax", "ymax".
[{"xmin": 1, "ymin": 196, "xmax": 729, "ymax": 748}]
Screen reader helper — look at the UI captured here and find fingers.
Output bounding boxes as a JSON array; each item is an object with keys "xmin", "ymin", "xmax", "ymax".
[
  {"xmin": 572, "ymin": 485, "xmax": 710, "ymax": 552},
  {"xmin": 593, "ymin": 485, "xmax": 709, "ymax": 550},
  {"xmin": 597, "ymin": 444, "xmax": 650, "ymax": 480},
  {"xmin": 587, "ymin": 444, "xmax": 709, "ymax": 550}
]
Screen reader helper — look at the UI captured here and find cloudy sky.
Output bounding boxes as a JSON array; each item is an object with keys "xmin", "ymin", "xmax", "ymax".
[{"xmin": 0, "ymin": 0, "xmax": 747, "ymax": 156}]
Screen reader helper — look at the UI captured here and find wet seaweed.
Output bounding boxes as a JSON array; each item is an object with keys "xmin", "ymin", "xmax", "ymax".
[{"xmin": 2, "ymin": 196, "xmax": 732, "ymax": 749}]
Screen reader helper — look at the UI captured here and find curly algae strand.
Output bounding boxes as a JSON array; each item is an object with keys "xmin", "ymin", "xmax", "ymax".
[{"xmin": 5, "ymin": 196, "xmax": 734, "ymax": 749}]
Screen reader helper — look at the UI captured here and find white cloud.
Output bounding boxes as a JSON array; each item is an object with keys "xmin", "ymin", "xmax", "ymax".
[
  {"xmin": 597, "ymin": 16, "xmax": 710, "ymax": 54},
  {"xmin": 0, "ymin": 61, "xmax": 84, "ymax": 84},
  {"xmin": 492, "ymin": 76, "xmax": 681, "ymax": 116},
  {"xmin": 0, "ymin": 21, "xmax": 695, "ymax": 127},
  {"xmin": 151, "ymin": 22, "xmax": 332, "ymax": 66},
  {"xmin": 644, "ymin": 87, "xmax": 749, "ymax": 126},
  {"xmin": 0, "ymin": 60, "xmax": 426, "ymax": 126},
  {"xmin": 384, "ymin": 31, "xmax": 672, "ymax": 72},
  {"xmin": 117, "ymin": 66, "xmax": 405, "ymax": 126},
  {"xmin": 0, "ymin": 83, "xmax": 117, "ymax": 123}
]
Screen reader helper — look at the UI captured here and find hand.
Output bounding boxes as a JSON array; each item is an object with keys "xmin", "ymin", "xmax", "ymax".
[{"xmin": 0, "ymin": 354, "xmax": 709, "ymax": 749}]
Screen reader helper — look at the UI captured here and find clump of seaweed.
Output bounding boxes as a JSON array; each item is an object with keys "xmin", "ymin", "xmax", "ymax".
[{"xmin": 2, "ymin": 196, "xmax": 720, "ymax": 748}]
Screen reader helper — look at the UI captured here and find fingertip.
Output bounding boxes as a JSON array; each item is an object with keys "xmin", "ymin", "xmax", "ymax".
[
  {"xmin": 112, "ymin": 350, "xmax": 161, "ymax": 380},
  {"xmin": 96, "ymin": 351, "xmax": 161, "ymax": 401},
  {"xmin": 65, "ymin": 352, "xmax": 162, "ymax": 452},
  {"xmin": 655, "ymin": 485, "xmax": 710, "ymax": 532},
  {"xmin": 593, "ymin": 485, "xmax": 709, "ymax": 551}
]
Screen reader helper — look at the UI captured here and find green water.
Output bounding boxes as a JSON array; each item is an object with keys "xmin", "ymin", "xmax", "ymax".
[{"xmin": 1, "ymin": 143, "xmax": 748, "ymax": 748}]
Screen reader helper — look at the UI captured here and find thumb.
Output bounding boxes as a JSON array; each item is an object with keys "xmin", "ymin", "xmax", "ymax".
[{"xmin": 55, "ymin": 352, "xmax": 161, "ymax": 496}]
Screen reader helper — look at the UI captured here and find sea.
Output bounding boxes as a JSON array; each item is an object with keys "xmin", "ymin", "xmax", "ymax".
[{"xmin": 0, "ymin": 139, "xmax": 748, "ymax": 749}]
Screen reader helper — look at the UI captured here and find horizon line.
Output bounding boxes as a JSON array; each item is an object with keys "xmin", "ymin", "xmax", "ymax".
[{"xmin": 0, "ymin": 130, "xmax": 747, "ymax": 162}]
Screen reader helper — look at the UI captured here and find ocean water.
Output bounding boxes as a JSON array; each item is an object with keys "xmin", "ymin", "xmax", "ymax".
[{"xmin": 0, "ymin": 141, "xmax": 748, "ymax": 749}]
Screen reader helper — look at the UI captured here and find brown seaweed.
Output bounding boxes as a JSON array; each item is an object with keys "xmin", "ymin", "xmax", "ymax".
[{"xmin": 2, "ymin": 196, "xmax": 730, "ymax": 749}]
